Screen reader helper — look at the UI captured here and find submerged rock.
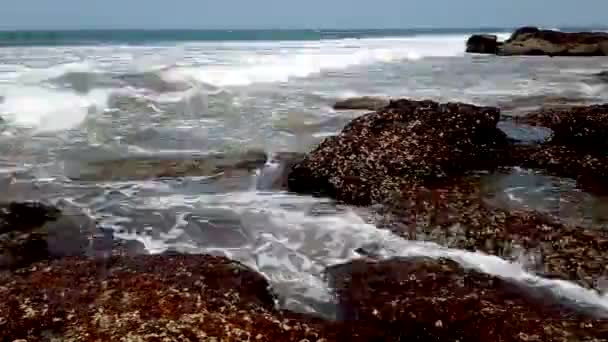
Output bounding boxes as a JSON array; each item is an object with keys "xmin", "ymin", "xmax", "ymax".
[
  {"xmin": 288, "ymin": 99, "xmax": 507, "ymax": 205},
  {"xmin": 466, "ymin": 34, "xmax": 500, "ymax": 54},
  {"xmin": 328, "ymin": 257, "xmax": 607, "ymax": 341},
  {"xmin": 467, "ymin": 27, "xmax": 608, "ymax": 56},
  {"xmin": 68, "ymin": 150, "xmax": 268, "ymax": 181},
  {"xmin": 333, "ymin": 96, "xmax": 390, "ymax": 111},
  {"xmin": 596, "ymin": 71, "xmax": 608, "ymax": 83},
  {"xmin": 0, "ymin": 202, "xmax": 92, "ymax": 270}
]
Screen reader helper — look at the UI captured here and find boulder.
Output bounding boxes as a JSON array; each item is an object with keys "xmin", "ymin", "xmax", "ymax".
[
  {"xmin": 327, "ymin": 257, "xmax": 608, "ymax": 341},
  {"xmin": 288, "ymin": 99, "xmax": 507, "ymax": 205},
  {"xmin": 333, "ymin": 96, "xmax": 390, "ymax": 111},
  {"xmin": 466, "ymin": 27, "xmax": 608, "ymax": 56},
  {"xmin": 500, "ymin": 28, "xmax": 608, "ymax": 56},
  {"xmin": 466, "ymin": 34, "xmax": 500, "ymax": 54}
]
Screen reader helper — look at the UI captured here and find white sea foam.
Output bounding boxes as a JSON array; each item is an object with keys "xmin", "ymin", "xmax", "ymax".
[
  {"xmin": 0, "ymin": 86, "xmax": 110, "ymax": 132},
  {"xmin": 162, "ymin": 35, "xmax": 469, "ymax": 87},
  {"xmin": 96, "ymin": 188, "xmax": 608, "ymax": 315}
]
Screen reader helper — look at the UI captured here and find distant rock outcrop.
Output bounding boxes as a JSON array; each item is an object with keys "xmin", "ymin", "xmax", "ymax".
[{"xmin": 466, "ymin": 27, "xmax": 608, "ymax": 56}]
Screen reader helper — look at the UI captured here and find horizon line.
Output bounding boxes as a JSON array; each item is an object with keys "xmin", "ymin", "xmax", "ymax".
[{"xmin": 0, "ymin": 25, "xmax": 606, "ymax": 32}]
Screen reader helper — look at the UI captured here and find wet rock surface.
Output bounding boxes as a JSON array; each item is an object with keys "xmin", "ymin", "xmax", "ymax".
[
  {"xmin": 374, "ymin": 180, "xmax": 608, "ymax": 291},
  {"xmin": 467, "ymin": 27, "xmax": 608, "ymax": 56},
  {"xmin": 288, "ymin": 99, "xmax": 507, "ymax": 205},
  {"xmin": 333, "ymin": 96, "xmax": 390, "ymax": 111},
  {"xmin": 503, "ymin": 104, "xmax": 608, "ymax": 193},
  {"xmin": 522, "ymin": 104, "xmax": 608, "ymax": 149},
  {"xmin": 0, "ymin": 202, "xmax": 90, "ymax": 270},
  {"xmin": 0, "ymin": 254, "xmax": 326, "ymax": 341},
  {"xmin": 328, "ymin": 257, "xmax": 608, "ymax": 341}
]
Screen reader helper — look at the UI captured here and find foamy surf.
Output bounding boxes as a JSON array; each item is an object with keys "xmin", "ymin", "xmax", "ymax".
[
  {"xmin": 0, "ymin": 86, "xmax": 110, "ymax": 132},
  {"xmin": 161, "ymin": 35, "xmax": 468, "ymax": 87}
]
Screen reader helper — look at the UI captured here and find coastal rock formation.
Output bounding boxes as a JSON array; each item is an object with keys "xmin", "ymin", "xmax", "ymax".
[
  {"xmin": 333, "ymin": 96, "xmax": 390, "ymax": 111},
  {"xmin": 328, "ymin": 257, "xmax": 608, "ymax": 341},
  {"xmin": 288, "ymin": 99, "xmax": 507, "ymax": 205},
  {"xmin": 0, "ymin": 254, "xmax": 319, "ymax": 341},
  {"xmin": 466, "ymin": 34, "xmax": 500, "ymax": 54},
  {"xmin": 466, "ymin": 27, "xmax": 608, "ymax": 56},
  {"xmin": 522, "ymin": 104, "xmax": 608, "ymax": 149},
  {"xmin": 3, "ymin": 253, "xmax": 607, "ymax": 341},
  {"xmin": 374, "ymin": 180, "xmax": 608, "ymax": 291},
  {"xmin": 505, "ymin": 104, "xmax": 608, "ymax": 193}
]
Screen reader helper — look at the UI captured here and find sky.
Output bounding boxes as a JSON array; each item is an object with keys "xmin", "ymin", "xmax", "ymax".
[{"xmin": 0, "ymin": 0, "xmax": 607, "ymax": 30}]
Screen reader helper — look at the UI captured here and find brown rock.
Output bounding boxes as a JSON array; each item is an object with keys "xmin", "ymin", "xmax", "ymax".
[
  {"xmin": 374, "ymin": 179, "xmax": 608, "ymax": 291},
  {"xmin": 522, "ymin": 104, "xmax": 608, "ymax": 150},
  {"xmin": 499, "ymin": 28, "xmax": 608, "ymax": 56},
  {"xmin": 288, "ymin": 99, "xmax": 507, "ymax": 205},
  {"xmin": 0, "ymin": 254, "xmax": 328, "ymax": 341},
  {"xmin": 328, "ymin": 257, "xmax": 608, "ymax": 341},
  {"xmin": 466, "ymin": 34, "xmax": 500, "ymax": 54},
  {"xmin": 333, "ymin": 96, "xmax": 390, "ymax": 111}
]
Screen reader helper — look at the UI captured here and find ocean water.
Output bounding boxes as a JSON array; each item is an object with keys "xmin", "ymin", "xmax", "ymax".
[{"xmin": 1, "ymin": 29, "xmax": 608, "ymax": 316}]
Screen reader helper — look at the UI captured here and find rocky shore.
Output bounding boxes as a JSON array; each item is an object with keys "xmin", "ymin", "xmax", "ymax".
[
  {"xmin": 3, "ymin": 96, "xmax": 608, "ymax": 340},
  {"xmin": 467, "ymin": 27, "xmax": 608, "ymax": 56}
]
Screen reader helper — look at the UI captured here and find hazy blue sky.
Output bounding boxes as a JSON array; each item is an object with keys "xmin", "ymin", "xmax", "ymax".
[{"xmin": 0, "ymin": 0, "xmax": 606, "ymax": 29}]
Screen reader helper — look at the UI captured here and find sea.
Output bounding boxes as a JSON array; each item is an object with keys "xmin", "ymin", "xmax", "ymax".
[{"xmin": 1, "ymin": 28, "xmax": 608, "ymax": 316}]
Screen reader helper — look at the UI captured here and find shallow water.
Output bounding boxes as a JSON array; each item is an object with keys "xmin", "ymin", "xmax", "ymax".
[{"xmin": 1, "ymin": 31, "xmax": 608, "ymax": 317}]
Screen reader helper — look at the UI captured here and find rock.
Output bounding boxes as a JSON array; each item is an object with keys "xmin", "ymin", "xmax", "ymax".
[
  {"xmin": 0, "ymin": 254, "xmax": 319, "ymax": 341},
  {"xmin": 500, "ymin": 28, "xmax": 608, "ymax": 56},
  {"xmin": 0, "ymin": 202, "xmax": 90, "ymax": 270},
  {"xmin": 522, "ymin": 104, "xmax": 608, "ymax": 150},
  {"xmin": 507, "ymin": 26, "xmax": 541, "ymax": 42},
  {"xmin": 374, "ymin": 180, "xmax": 608, "ymax": 291},
  {"xmin": 596, "ymin": 71, "xmax": 608, "ymax": 82},
  {"xmin": 466, "ymin": 34, "xmax": 500, "ymax": 54},
  {"xmin": 333, "ymin": 96, "xmax": 390, "ymax": 111},
  {"xmin": 327, "ymin": 257, "xmax": 608, "ymax": 341},
  {"xmin": 288, "ymin": 99, "xmax": 507, "ymax": 205},
  {"xmin": 467, "ymin": 27, "xmax": 608, "ymax": 56},
  {"xmin": 67, "ymin": 149, "xmax": 268, "ymax": 181},
  {"xmin": 4, "ymin": 253, "xmax": 606, "ymax": 341},
  {"xmin": 508, "ymin": 144, "xmax": 608, "ymax": 195}
]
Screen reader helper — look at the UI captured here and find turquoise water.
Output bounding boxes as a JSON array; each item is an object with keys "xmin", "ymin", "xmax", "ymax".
[{"xmin": 0, "ymin": 28, "xmax": 513, "ymax": 46}]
